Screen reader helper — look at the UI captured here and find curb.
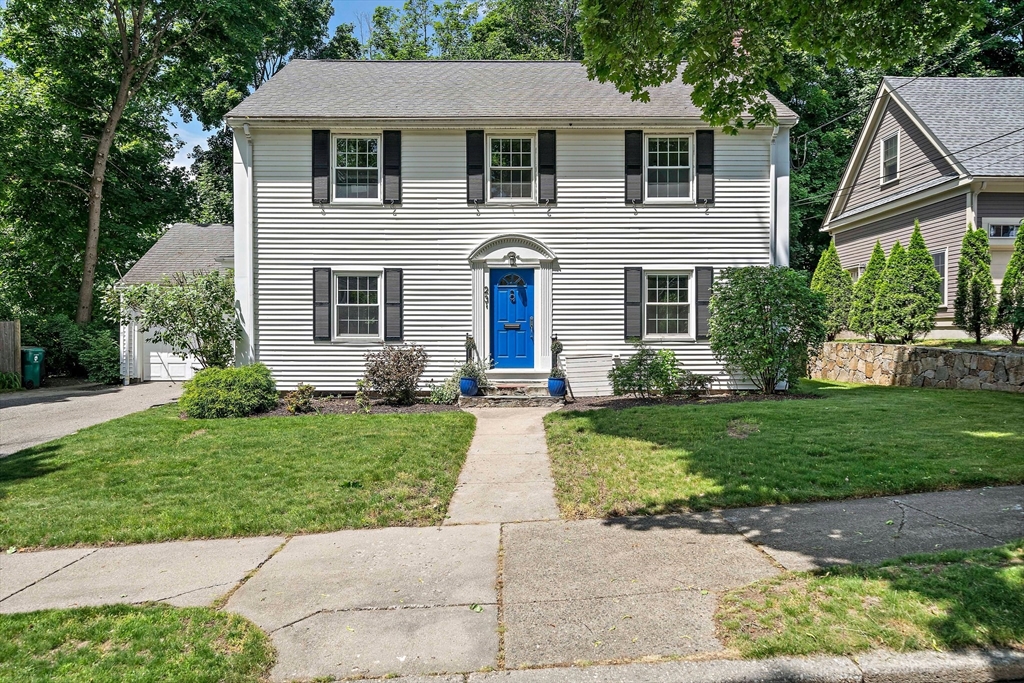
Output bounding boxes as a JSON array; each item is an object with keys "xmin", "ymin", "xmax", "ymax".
[{"xmin": 378, "ymin": 649, "xmax": 1024, "ymax": 682}]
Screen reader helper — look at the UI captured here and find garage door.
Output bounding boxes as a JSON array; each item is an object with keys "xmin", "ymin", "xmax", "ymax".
[{"xmin": 143, "ymin": 338, "xmax": 198, "ymax": 381}]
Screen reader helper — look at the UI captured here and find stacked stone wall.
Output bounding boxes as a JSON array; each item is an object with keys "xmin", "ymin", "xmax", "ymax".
[{"xmin": 809, "ymin": 342, "xmax": 1024, "ymax": 393}]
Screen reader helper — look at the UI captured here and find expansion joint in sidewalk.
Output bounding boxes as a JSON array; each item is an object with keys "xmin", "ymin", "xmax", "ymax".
[
  {"xmin": 269, "ymin": 601, "xmax": 501, "ymax": 633},
  {"xmin": 0, "ymin": 548, "xmax": 98, "ymax": 604},
  {"xmin": 214, "ymin": 536, "xmax": 291, "ymax": 610}
]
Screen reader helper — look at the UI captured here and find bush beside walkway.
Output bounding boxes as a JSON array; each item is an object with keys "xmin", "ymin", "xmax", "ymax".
[{"xmin": 0, "ymin": 405, "xmax": 475, "ymax": 548}]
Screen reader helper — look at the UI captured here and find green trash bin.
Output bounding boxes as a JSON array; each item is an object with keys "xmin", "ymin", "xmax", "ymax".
[{"xmin": 21, "ymin": 347, "xmax": 44, "ymax": 389}]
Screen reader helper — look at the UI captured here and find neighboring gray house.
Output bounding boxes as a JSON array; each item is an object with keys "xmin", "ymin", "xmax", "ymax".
[
  {"xmin": 225, "ymin": 60, "xmax": 796, "ymax": 392},
  {"xmin": 823, "ymin": 77, "xmax": 1024, "ymax": 334},
  {"xmin": 118, "ymin": 223, "xmax": 233, "ymax": 383}
]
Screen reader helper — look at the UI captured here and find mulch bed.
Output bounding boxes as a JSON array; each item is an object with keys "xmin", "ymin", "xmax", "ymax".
[
  {"xmin": 561, "ymin": 391, "xmax": 822, "ymax": 412},
  {"xmin": 258, "ymin": 396, "xmax": 462, "ymax": 416}
]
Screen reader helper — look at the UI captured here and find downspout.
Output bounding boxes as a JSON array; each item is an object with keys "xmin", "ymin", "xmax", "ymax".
[{"xmin": 769, "ymin": 125, "xmax": 779, "ymax": 265}]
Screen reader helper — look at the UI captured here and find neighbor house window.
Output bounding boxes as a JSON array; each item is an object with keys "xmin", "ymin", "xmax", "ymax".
[
  {"xmin": 488, "ymin": 137, "xmax": 533, "ymax": 200},
  {"xmin": 846, "ymin": 265, "xmax": 864, "ymax": 283},
  {"xmin": 336, "ymin": 274, "xmax": 379, "ymax": 337},
  {"xmin": 881, "ymin": 133, "xmax": 899, "ymax": 184},
  {"xmin": 986, "ymin": 222, "xmax": 1020, "ymax": 239},
  {"xmin": 646, "ymin": 135, "xmax": 692, "ymax": 200},
  {"xmin": 932, "ymin": 250, "xmax": 946, "ymax": 306},
  {"xmin": 645, "ymin": 273, "xmax": 691, "ymax": 336},
  {"xmin": 334, "ymin": 136, "xmax": 379, "ymax": 200}
]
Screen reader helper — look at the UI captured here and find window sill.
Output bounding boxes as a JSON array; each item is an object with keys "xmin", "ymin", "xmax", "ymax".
[
  {"xmin": 638, "ymin": 199, "xmax": 698, "ymax": 207},
  {"xmin": 318, "ymin": 337, "xmax": 383, "ymax": 345},
  {"xmin": 643, "ymin": 335, "xmax": 695, "ymax": 343},
  {"xmin": 879, "ymin": 178, "xmax": 900, "ymax": 188}
]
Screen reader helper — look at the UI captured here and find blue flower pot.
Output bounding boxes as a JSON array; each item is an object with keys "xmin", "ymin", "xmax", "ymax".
[
  {"xmin": 548, "ymin": 377, "xmax": 566, "ymax": 397},
  {"xmin": 460, "ymin": 377, "xmax": 479, "ymax": 397}
]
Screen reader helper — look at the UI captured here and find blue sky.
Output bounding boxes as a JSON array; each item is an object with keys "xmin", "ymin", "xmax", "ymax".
[{"xmin": 169, "ymin": 0, "xmax": 403, "ymax": 167}]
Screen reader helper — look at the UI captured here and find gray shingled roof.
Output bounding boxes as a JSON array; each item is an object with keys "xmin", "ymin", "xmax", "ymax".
[
  {"xmin": 119, "ymin": 223, "xmax": 233, "ymax": 286},
  {"xmin": 885, "ymin": 76, "xmax": 1024, "ymax": 177},
  {"xmin": 226, "ymin": 60, "xmax": 798, "ymax": 123}
]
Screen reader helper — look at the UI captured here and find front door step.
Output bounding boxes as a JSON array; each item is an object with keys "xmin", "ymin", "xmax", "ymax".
[
  {"xmin": 482, "ymin": 383, "xmax": 549, "ymax": 397},
  {"xmin": 459, "ymin": 394, "xmax": 564, "ymax": 408}
]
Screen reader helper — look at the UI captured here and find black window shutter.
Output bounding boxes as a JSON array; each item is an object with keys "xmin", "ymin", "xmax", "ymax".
[
  {"xmin": 313, "ymin": 268, "xmax": 332, "ymax": 340},
  {"xmin": 538, "ymin": 130, "xmax": 556, "ymax": 204},
  {"xmin": 624, "ymin": 267, "xmax": 643, "ymax": 340},
  {"xmin": 696, "ymin": 130, "xmax": 715, "ymax": 204},
  {"xmin": 383, "ymin": 131, "xmax": 401, "ymax": 204},
  {"xmin": 695, "ymin": 267, "xmax": 714, "ymax": 340},
  {"xmin": 625, "ymin": 131, "xmax": 644, "ymax": 204},
  {"xmin": 384, "ymin": 269, "xmax": 403, "ymax": 341},
  {"xmin": 466, "ymin": 130, "xmax": 485, "ymax": 204},
  {"xmin": 312, "ymin": 130, "xmax": 331, "ymax": 204}
]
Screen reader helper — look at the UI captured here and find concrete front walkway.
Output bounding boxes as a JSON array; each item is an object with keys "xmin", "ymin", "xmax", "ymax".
[
  {"xmin": 0, "ymin": 381, "xmax": 182, "ymax": 456},
  {"xmin": 443, "ymin": 407, "xmax": 560, "ymax": 525}
]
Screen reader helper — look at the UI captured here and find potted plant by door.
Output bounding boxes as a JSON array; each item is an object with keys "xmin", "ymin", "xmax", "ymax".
[
  {"xmin": 459, "ymin": 360, "xmax": 487, "ymax": 397},
  {"xmin": 548, "ymin": 366, "xmax": 567, "ymax": 397}
]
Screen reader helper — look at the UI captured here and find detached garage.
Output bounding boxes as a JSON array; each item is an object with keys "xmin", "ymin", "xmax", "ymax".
[{"xmin": 117, "ymin": 223, "xmax": 233, "ymax": 384}]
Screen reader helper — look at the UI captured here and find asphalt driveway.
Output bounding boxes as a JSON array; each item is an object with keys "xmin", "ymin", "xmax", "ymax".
[{"xmin": 0, "ymin": 381, "xmax": 182, "ymax": 456}]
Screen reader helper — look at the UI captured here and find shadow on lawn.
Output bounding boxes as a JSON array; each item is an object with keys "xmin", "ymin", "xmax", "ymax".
[{"xmin": 0, "ymin": 443, "xmax": 65, "ymax": 498}]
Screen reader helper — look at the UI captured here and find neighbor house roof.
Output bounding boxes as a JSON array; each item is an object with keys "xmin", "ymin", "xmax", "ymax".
[
  {"xmin": 884, "ymin": 76, "xmax": 1024, "ymax": 177},
  {"xmin": 119, "ymin": 223, "xmax": 233, "ymax": 286},
  {"xmin": 225, "ymin": 60, "xmax": 798, "ymax": 124}
]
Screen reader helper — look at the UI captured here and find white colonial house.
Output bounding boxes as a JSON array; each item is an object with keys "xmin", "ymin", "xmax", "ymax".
[{"xmin": 226, "ymin": 61, "xmax": 796, "ymax": 393}]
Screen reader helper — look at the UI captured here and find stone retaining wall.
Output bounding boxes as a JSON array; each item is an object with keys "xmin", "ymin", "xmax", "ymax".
[{"xmin": 809, "ymin": 342, "xmax": 1024, "ymax": 393}]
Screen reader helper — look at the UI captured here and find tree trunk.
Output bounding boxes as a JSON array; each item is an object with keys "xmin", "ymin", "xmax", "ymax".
[{"xmin": 75, "ymin": 70, "xmax": 134, "ymax": 324}]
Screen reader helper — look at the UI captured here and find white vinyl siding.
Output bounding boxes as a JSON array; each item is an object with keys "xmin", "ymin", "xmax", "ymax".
[{"xmin": 249, "ymin": 127, "xmax": 775, "ymax": 391}]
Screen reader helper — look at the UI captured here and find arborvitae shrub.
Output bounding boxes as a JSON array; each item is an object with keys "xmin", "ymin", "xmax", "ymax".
[
  {"xmin": 996, "ymin": 222, "xmax": 1024, "ymax": 346},
  {"xmin": 810, "ymin": 240, "xmax": 853, "ymax": 341},
  {"xmin": 849, "ymin": 241, "xmax": 886, "ymax": 342},
  {"xmin": 953, "ymin": 224, "xmax": 997, "ymax": 344}
]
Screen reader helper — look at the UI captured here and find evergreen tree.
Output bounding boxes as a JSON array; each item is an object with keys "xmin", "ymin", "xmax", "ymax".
[
  {"xmin": 810, "ymin": 240, "xmax": 853, "ymax": 341},
  {"xmin": 873, "ymin": 224, "xmax": 942, "ymax": 343},
  {"xmin": 996, "ymin": 221, "xmax": 1024, "ymax": 346},
  {"xmin": 848, "ymin": 241, "xmax": 886, "ymax": 342},
  {"xmin": 953, "ymin": 223, "xmax": 997, "ymax": 344}
]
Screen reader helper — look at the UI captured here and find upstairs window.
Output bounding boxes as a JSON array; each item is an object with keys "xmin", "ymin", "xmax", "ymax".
[
  {"xmin": 645, "ymin": 273, "xmax": 691, "ymax": 336},
  {"xmin": 334, "ymin": 136, "xmax": 379, "ymax": 200},
  {"xmin": 646, "ymin": 136, "xmax": 692, "ymax": 200},
  {"xmin": 881, "ymin": 133, "xmax": 899, "ymax": 184},
  {"xmin": 488, "ymin": 137, "xmax": 534, "ymax": 200}
]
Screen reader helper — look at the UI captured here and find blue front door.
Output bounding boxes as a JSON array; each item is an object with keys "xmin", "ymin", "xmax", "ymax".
[{"xmin": 491, "ymin": 269, "xmax": 534, "ymax": 368}]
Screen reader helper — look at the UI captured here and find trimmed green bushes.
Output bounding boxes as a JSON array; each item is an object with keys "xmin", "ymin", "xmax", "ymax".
[
  {"xmin": 810, "ymin": 240, "xmax": 853, "ymax": 340},
  {"xmin": 873, "ymin": 223, "xmax": 942, "ymax": 343},
  {"xmin": 954, "ymin": 224, "xmax": 997, "ymax": 344},
  {"xmin": 708, "ymin": 266, "xmax": 826, "ymax": 394},
  {"xmin": 180, "ymin": 363, "xmax": 278, "ymax": 418},
  {"xmin": 996, "ymin": 222, "xmax": 1024, "ymax": 346},
  {"xmin": 849, "ymin": 241, "xmax": 886, "ymax": 342}
]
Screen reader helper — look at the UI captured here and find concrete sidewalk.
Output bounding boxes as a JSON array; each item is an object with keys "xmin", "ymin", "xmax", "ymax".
[
  {"xmin": 2, "ymin": 486, "xmax": 1019, "ymax": 681},
  {"xmin": 0, "ymin": 380, "xmax": 182, "ymax": 456}
]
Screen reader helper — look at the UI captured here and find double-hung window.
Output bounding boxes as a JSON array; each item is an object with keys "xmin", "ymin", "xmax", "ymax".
[
  {"xmin": 488, "ymin": 136, "xmax": 534, "ymax": 201},
  {"xmin": 932, "ymin": 250, "xmax": 947, "ymax": 306},
  {"xmin": 645, "ymin": 273, "xmax": 691, "ymax": 336},
  {"xmin": 881, "ymin": 133, "xmax": 899, "ymax": 184},
  {"xmin": 334, "ymin": 136, "xmax": 380, "ymax": 200},
  {"xmin": 646, "ymin": 135, "xmax": 692, "ymax": 201},
  {"xmin": 336, "ymin": 274, "xmax": 380, "ymax": 337}
]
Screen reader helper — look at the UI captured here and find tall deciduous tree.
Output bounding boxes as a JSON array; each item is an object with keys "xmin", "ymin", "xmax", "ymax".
[
  {"xmin": 579, "ymin": 0, "xmax": 980, "ymax": 130},
  {"xmin": 996, "ymin": 222, "xmax": 1024, "ymax": 345},
  {"xmin": 954, "ymin": 224, "xmax": 998, "ymax": 344},
  {"xmin": 849, "ymin": 242, "xmax": 887, "ymax": 343},
  {"xmin": 810, "ymin": 241, "xmax": 853, "ymax": 341},
  {"xmin": 0, "ymin": 0, "xmax": 281, "ymax": 323}
]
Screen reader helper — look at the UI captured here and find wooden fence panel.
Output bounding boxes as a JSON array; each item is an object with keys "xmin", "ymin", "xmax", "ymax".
[{"xmin": 0, "ymin": 320, "xmax": 21, "ymax": 376}]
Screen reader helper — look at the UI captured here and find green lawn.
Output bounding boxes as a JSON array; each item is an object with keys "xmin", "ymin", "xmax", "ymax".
[
  {"xmin": 717, "ymin": 541, "xmax": 1024, "ymax": 658},
  {"xmin": 0, "ymin": 604, "xmax": 273, "ymax": 682},
  {"xmin": 545, "ymin": 381, "xmax": 1024, "ymax": 518},
  {"xmin": 0, "ymin": 405, "xmax": 476, "ymax": 548}
]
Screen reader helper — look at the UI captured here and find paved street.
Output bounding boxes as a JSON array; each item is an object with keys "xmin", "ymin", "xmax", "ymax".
[
  {"xmin": 1, "ymin": 405, "xmax": 1021, "ymax": 681},
  {"xmin": 0, "ymin": 381, "xmax": 182, "ymax": 456}
]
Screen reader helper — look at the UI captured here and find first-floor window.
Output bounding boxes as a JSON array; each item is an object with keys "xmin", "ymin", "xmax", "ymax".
[
  {"xmin": 334, "ymin": 136, "xmax": 379, "ymax": 200},
  {"xmin": 336, "ymin": 274, "xmax": 379, "ymax": 336},
  {"xmin": 646, "ymin": 273, "xmax": 690, "ymax": 335},
  {"xmin": 987, "ymin": 222, "xmax": 1020, "ymax": 239},
  {"xmin": 932, "ymin": 251, "xmax": 946, "ymax": 306}
]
